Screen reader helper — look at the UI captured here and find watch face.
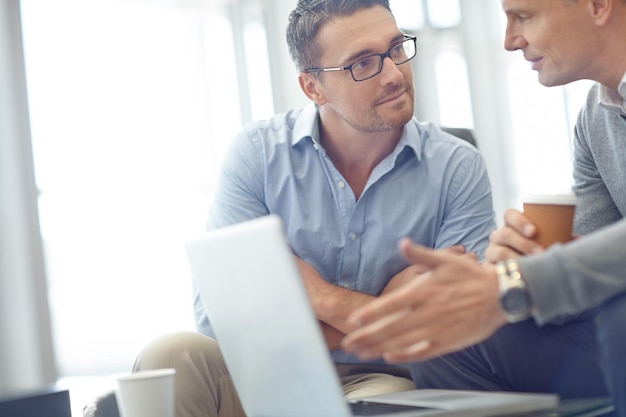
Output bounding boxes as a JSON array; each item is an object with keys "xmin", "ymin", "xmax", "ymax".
[{"xmin": 501, "ymin": 287, "xmax": 531, "ymax": 317}]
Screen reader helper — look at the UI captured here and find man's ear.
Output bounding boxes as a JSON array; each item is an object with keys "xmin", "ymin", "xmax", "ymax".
[
  {"xmin": 298, "ymin": 72, "xmax": 328, "ymax": 105},
  {"xmin": 588, "ymin": 0, "xmax": 613, "ymax": 25}
]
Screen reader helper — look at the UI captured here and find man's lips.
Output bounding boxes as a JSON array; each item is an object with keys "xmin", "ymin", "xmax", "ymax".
[
  {"xmin": 376, "ymin": 88, "xmax": 407, "ymax": 105},
  {"xmin": 528, "ymin": 57, "xmax": 543, "ymax": 71}
]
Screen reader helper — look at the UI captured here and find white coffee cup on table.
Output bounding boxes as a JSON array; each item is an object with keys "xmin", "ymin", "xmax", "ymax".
[{"xmin": 115, "ymin": 368, "xmax": 176, "ymax": 417}]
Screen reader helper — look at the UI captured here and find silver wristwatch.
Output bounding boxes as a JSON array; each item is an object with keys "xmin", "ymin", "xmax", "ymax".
[{"xmin": 496, "ymin": 260, "xmax": 533, "ymax": 323}]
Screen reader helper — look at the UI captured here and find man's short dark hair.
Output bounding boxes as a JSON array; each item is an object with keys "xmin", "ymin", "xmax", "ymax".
[{"xmin": 286, "ymin": 0, "xmax": 392, "ymax": 73}]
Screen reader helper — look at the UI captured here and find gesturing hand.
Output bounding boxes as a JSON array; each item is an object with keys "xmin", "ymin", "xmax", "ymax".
[{"xmin": 342, "ymin": 238, "xmax": 506, "ymax": 363}]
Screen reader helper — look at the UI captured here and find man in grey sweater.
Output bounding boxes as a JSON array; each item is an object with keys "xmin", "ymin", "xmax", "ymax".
[{"xmin": 343, "ymin": 0, "xmax": 626, "ymax": 415}]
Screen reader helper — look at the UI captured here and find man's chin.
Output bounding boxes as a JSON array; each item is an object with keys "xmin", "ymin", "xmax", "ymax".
[
  {"xmin": 537, "ymin": 72, "xmax": 572, "ymax": 88},
  {"xmin": 350, "ymin": 106, "xmax": 414, "ymax": 132},
  {"xmin": 374, "ymin": 114, "xmax": 413, "ymax": 132}
]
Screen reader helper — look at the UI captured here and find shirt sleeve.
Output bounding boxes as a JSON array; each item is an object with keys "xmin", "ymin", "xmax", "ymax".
[
  {"xmin": 207, "ymin": 127, "xmax": 270, "ymax": 229},
  {"xmin": 194, "ymin": 126, "xmax": 270, "ymax": 336},
  {"xmin": 572, "ymin": 91, "xmax": 623, "ymax": 235},
  {"xmin": 433, "ymin": 144, "xmax": 496, "ymax": 261},
  {"xmin": 519, "ymin": 219, "xmax": 626, "ymax": 325}
]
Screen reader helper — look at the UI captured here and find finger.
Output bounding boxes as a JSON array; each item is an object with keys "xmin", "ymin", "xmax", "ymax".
[
  {"xmin": 383, "ymin": 340, "xmax": 433, "ymax": 363},
  {"xmin": 484, "ymin": 241, "xmax": 522, "ymax": 264},
  {"xmin": 352, "ymin": 313, "xmax": 464, "ymax": 362},
  {"xmin": 397, "ymin": 238, "xmax": 455, "ymax": 270},
  {"xmin": 444, "ymin": 245, "xmax": 466, "ymax": 255},
  {"xmin": 345, "ymin": 276, "xmax": 425, "ymax": 330},
  {"xmin": 382, "ymin": 334, "xmax": 469, "ymax": 363},
  {"xmin": 364, "ymin": 338, "xmax": 433, "ymax": 363},
  {"xmin": 488, "ymin": 225, "xmax": 543, "ymax": 259},
  {"xmin": 407, "ymin": 262, "xmax": 431, "ymax": 275},
  {"xmin": 503, "ymin": 208, "xmax": 536, "ymax": 238},
  {"xmin": 379, "ymin": 326, "xmax": 448, "ymax": 362},
  {"xmin": 409, "ymin": 245, "xmax": 465, "ymax": 274},
  {"xmin": 463, "ymin": 251, "xmax": 478, "ymax": 262},
  {"xmin": 342, "ymin": 308, "xmax": 417, "ymax": 358}
]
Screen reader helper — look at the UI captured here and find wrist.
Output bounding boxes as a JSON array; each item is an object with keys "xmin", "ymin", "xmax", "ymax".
[
  {"xmin": 496, "ymin": 259, "xmax": 534, "ymax": 323},
  {"xmin": 319, "ymin": 289, "xmax": 373, "ymax": 332}
]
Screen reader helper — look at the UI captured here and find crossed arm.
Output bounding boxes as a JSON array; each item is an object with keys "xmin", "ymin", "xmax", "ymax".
[{"xmin": 294, "ymin": 246, "xmax": 465, "ymax": 350}]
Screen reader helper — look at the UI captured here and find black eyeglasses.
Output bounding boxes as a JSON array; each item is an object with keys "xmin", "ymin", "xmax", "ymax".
[{"xmin": 305, "ymin": 35, "xmax": 417, "ymax": 82}]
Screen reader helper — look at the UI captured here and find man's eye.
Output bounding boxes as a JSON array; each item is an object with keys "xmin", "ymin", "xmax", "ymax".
[
  {"xmin": 353, "ymin": 56, "xmax": 377, "ymax": 71},
  {"xmin": 390, "ymin": 44, "xmax": 407, "ymax": 60}
]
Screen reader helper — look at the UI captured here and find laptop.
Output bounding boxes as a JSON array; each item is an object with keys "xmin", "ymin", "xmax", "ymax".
[{"xmin": 184, "ymin": 215, "xmax": 559, "ymax": 417}]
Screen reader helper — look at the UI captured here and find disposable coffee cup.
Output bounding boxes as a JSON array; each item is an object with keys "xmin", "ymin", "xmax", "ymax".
[
  {"xmin": 116, "ymin": 368, "xmax": 176, "ymax": 417},
  {"xmin": 522, "ymin": 193, "xmax": 577, "ymax": 248}
]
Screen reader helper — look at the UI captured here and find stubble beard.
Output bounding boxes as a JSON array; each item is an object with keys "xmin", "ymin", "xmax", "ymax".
[{"xmin": 347, "ymin": 86, "xmax": 415, "ymax": 133}]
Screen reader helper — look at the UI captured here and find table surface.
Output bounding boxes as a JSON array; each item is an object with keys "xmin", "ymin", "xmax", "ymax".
[{"xmin": 520, "ymin": 397, "xmax": 614, "ymax": 417}]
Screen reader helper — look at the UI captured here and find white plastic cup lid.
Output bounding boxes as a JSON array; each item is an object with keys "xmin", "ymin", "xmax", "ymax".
[
  {"xmin": 522, "ymin": 193, "xmax": 577, "ymax": 206},
  {"xmin": 117, "ymin": 368, "xmax": 176, "ymax": 382}
]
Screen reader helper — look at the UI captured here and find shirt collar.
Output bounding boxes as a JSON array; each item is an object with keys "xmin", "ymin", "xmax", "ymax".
[
  {"xmin": 292, "ymin": 103, "xmax": 321, "ymax": 147},
  {"xmin": 397, "ymin": 118, "xmax": 422, "ymax": 162},
  {"xmin": 599, "ymin": 70, "xmax": 626, "ymax": 115},
  {"xmin": 291, "ymin": 103, "xmax": 422, "ymax": 160}
]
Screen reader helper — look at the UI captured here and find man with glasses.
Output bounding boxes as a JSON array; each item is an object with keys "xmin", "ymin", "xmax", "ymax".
[{"xmin": 128, "ymin": 1, "xmax": 495, "ymax": 416}]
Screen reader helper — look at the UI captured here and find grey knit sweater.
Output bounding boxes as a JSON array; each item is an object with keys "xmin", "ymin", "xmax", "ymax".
[{"xmin": 519, "ymin": 83, "xmax": 626, "ymax": 325}]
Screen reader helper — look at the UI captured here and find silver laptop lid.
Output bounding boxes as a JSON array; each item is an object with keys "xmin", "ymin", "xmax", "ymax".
[{"xmin": 185, "ymin": 215, "xmax": 352, "ymax": 417}]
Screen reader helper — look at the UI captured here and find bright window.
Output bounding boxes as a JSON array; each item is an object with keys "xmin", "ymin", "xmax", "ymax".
[
  {"xmin": 434, "ymin": 51, "xmax": 474, "ymax": 128},
  {"xmin": 21, "ymin": 0, "xmax": 245, "ymax": 376},
  {"xmin": 390, "ymin": 0, "xmax": 425, "ymax": 31},
  {"xmin": 426, "ymin": 0, "xmax": 461, "ymax": 28},
  {"xmin": 506, "ymin": 64, "xmax": 574, "ymax": 196},
  {"xmin": 244, "ymin": 21, "xmax": 275, "ymax": 121}
]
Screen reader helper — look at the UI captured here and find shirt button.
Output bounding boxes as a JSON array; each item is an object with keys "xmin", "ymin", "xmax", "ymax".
[
  {"xmin": 342, "ymin": 283, "xmax": 351, "ymax": 289},
  {"xmin": 350, "ymin": 233, "xmax": 358, "ymax": 241},
  {"xmin": 337, "ymin": 181, "xmax": 345, "ymax": 189}
]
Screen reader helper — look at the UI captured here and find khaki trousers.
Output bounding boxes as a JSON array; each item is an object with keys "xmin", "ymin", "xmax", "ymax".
[{"xmin": 133, "ymin": 331, "xmax": 415, "ymax": 417}]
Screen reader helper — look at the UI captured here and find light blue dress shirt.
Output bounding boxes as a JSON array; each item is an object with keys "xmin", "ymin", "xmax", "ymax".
[{"xmin": 194, "ymin": 103, "xmax": 496, "ymax": 364}]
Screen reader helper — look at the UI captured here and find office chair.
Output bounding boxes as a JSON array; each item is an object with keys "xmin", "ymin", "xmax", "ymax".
[{"xmin": 440, "ymin": 126, "xmax": 478, "ymax": 148}]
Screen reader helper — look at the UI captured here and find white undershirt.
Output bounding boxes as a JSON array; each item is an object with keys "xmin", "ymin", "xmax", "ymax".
[{"xmin": 599, "ymin": 70, "xmax": 626, "ymax": 116}]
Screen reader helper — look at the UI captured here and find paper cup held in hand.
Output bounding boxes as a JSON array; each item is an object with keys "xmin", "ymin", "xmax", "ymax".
[{"xmin": 522, "ymin": 193, "xmax": 577, "ymax": 248}]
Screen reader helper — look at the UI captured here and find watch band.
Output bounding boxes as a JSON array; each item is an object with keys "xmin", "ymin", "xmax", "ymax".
[
  {"xmin": 505, "ymin": 259, "xmax": 522, "ymax": 283},
  {"xmin": 497, "ymin": 259, "xmax": 533, "ymax": 323}
]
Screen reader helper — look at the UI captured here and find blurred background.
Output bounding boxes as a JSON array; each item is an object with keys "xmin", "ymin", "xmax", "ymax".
[{"xmin": 2, "ymin": 0, "xmax": 593, "ymax": 413}]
